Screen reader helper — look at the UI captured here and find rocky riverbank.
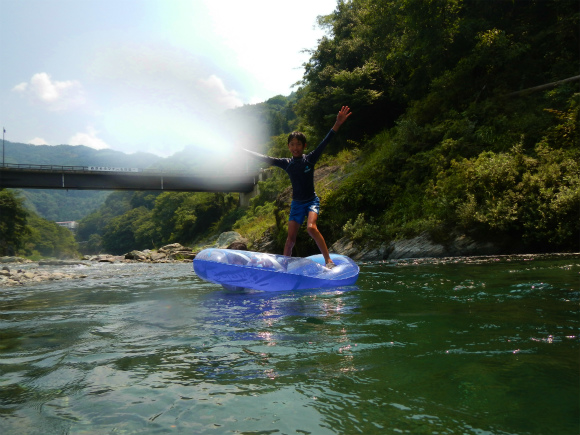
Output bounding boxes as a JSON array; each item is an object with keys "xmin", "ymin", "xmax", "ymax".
[
  {"xmin": 0, "ymin": 243, "xmax": 197, "ymax": 287},
  {"xmin": 0, "ymin": 265, "xmax": 89, "ymax": 287},
  {"xmin": 330, "ymin": 230, "xmax": 500, "ymax": 261}
]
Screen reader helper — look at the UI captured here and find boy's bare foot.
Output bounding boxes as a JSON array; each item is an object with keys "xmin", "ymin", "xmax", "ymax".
[{"xmin": 325, "ymin": 261, "xmax": 336, "ymax": 269}]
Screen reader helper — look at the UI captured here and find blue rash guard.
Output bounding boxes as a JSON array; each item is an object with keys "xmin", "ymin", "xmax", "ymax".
[{"xmin": 244, "ymin": 129, "xmax": 336, "ymax": 201}]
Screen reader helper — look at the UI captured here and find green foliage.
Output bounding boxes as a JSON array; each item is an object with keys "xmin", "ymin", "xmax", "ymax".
[
  {"xmin": 81, "ymin": 234, "xmax": 103, "ymax": 255},
  {"xmin": 101, "ymin": 207, "xmax": 152, "ymax": 254},
  {"xmin": 233, "ymin": 202, "xmax": 278, "ymax": 247},
  {"xmin": 227, "ymin": 94, "xmax": 298, "ymax": 138},
  {"xmin": 76, "ymin": 191, "xmax": 133, "ymax": 243},
  {"xmin": 427, "ymin": 141, "xmax": 579, "ymax": 250},
  {"xmin": 23, "ymin": 214, "xmax": 79, "ymax": 259},
  {"xmin": 0, "ymin": 189, "xmax": 80, "ymax": 258},
  {"xmin": 82, "ymin": 190, "xmax": 240, "ymax": 255},
  {"xmin": 297, "ymin": 0, "xmax": 579, "ymax": 146},
  {"xmin": 342, "ymin": 213, "xmax": 380, "ymax": 242},
  {"xmin": 19, "ymin": 190, "xmax": 109, "ymax": 221},
  {"xmin": 250, "ymin": 169, "xmax": 291, "ymax": 208},
  {"xmin": 0, "ymin": 189, "xmax": 30, "ymax": 255},
  {"xmin": 303, "ymin": 1, "xmax": 579, "ymax": 252}
]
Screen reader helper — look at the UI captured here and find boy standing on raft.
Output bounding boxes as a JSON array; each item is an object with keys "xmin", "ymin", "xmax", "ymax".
[{"xmin": 244, "ymin": 105, "xmax": 352, "ymax": 269}]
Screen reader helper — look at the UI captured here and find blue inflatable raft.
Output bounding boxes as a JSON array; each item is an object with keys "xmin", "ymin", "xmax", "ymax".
[{"xmin": 193, "ymin": 248, "xmax": 359, "ymax": 292}]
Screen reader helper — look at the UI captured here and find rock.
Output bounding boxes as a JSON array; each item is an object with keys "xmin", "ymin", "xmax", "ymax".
[
  {"xmin": 385, "ymin": 232, "xmax": 447, "ymax": 260},
  {"xmin": 125, "ymin": 250, "xmax": 149, "ymax": 261},
  {"xmin": 168, "ymin": 251, "xmax": 196, "ymax": 260},
  {"xmin": 49, "ymin": 272, "xmax": 66, "ymax": 280},
  {"xmin": 251, "ymin": 229, "xmax": 278, "ymax": 253},
  {"xmin": 216, "ymin": 231, "xmax": 249, "ymax": 249},
  {"xmin": 121, "ymin": 244, "xmax": 196, "ymax": 263},
  {"xmin": 150, "ymin": 252, "xmax": 167, "ymax": 261},
  {"xmin": 331, "ymin": 231, "xmax": 500, "ymax": 261},
  {"xmin": 159, "ymin": 243, "xmax": 186, "ymax": 253},
  {"xmin": 227, "ymin": 241, "xmax": 248, "ymax": 250},
  {"xmin": 97, "ymin": 255, "xmax": 119, "ymax": 263},
  {"xmin": 0, "ymin": 268, "xmax": 88, "ymax": 286}
]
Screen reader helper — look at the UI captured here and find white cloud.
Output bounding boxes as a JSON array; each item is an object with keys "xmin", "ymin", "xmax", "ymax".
[
  {"xmin": 29, "ymin": 137, "xmax": 48, "ymax": 145},
  {"xmin": 91, "ymin": 43, "xmax": 242, "ymax": 113},
  {"xmin": 198, "ymin": 74, "xmax": 243, "ymax": 109},
  {"xmin": 13, "ymin": 72, "xmax": 86, "ymax": 111},
  {"xmin": 69, "ymin": 127, "xmax": 109, "ymax": 150}
]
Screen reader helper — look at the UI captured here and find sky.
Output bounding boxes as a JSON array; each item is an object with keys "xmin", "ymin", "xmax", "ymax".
[{"xmin": 0, "ymin": 0, "xmax": 338, "ymax": 157}]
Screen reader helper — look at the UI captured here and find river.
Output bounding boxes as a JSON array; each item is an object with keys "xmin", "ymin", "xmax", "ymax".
[{"xmin": 1, "ymin": 254, "xmax": 578, "ymax": 435}]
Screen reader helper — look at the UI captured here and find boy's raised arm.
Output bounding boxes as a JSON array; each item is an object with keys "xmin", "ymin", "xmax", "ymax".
[
  {"xmin": 242, "ymin": 148, "xmax": 279, "ymax": 167},
  {"xmin": 332, "ymin": 106, "xmax": 352, "ymax": 132}
]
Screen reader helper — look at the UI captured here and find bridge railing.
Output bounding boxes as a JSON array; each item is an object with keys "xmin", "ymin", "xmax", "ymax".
[
  {"xmin": 0, "ymin": 163, "xmax": 257, "ymax": 176},
  {"xmin": 1, "ymin": 163, "xmax": 88, "ymax": 172}
]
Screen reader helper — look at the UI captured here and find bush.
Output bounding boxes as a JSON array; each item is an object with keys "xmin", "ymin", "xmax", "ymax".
[{"xmin": 427, "ymin": 142, "xmax": 579, "ymax": 250}]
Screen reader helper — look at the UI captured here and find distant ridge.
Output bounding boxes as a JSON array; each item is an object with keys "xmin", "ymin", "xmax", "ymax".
[{"xmin": 2, "ymin": 140, "xmax": 162, "ymax": 169}]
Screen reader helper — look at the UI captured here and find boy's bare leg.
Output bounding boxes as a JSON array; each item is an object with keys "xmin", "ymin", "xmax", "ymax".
[
  {"xmin": 306, "ymin": 212, "xmax": 333, "ymax": 265},
  {"xmin": 284, "ymin": 220, "xmax": 300, "ymax": 257}
]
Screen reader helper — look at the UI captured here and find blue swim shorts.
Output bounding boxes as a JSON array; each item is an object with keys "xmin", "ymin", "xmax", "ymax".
[{"xmin": 289, "ymin": 196, "xmax": 320, "ymax": 225}]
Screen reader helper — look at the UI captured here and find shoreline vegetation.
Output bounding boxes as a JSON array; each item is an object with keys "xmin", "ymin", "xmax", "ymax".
[{"xmin": 2, "ymin": 1, "xmax": 578, "ymax": 263}]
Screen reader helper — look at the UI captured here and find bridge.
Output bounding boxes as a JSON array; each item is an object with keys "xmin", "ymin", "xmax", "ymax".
[{"xmin": 0, "ymin": 164, "xmax": 261, "ymax": 205}]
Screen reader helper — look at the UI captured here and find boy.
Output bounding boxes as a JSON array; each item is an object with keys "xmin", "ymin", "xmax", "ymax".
[{"xmin": 244, "ymin": 105, "xmax": 352, "ymax": 269}]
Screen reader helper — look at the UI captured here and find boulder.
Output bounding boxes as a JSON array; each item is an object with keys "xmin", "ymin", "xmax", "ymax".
[
  {"xmin": 125, "ymin": 250, "xmax": 149, "ymax": 261},
  {"xmin": 250, "ymin": 229, "xmax": 278, "ymax": 253},
  {"xmin": 97, "ymin": 255, "xmax": 121, "ymax": 263},
  {"xmin": 227, "ymin": 241, "xmax": 248, "ymax": 250},
  {"xmin": 159, "ymin": 243, "xmax": 187, "ymax": 253},
  {"xmin": 150, "ymin": 252, "xmax": 167, "ymax": 261},
  {"xmin": 216, "ymin": 231, "xmax": 249, "ymax": 249}
]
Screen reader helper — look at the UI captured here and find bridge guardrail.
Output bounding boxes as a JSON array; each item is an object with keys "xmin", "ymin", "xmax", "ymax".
[{"xmin": 1, "ymin": 163, "xmax": 259, "ymax": 176}]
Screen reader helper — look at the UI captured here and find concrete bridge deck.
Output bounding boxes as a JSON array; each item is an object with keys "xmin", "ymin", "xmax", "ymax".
[{"xmin": 0, "ymin": 164, "xmax": 258, "ymax": 193}]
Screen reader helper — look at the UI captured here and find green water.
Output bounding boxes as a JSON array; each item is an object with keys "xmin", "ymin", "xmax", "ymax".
[{"xmin": 0, "ymin": 254, "xmax": 578, "ymax": 435}]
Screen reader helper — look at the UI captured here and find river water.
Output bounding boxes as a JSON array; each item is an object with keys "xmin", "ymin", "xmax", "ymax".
[{"xmin": 1, "ymin": 254, "xmax": 578, "ymax": 435}]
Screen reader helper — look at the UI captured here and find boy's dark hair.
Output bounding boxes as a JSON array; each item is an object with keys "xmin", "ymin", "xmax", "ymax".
[{"xmin": 287, "ymin": 131, "xmax": 307, "ymax": 145}]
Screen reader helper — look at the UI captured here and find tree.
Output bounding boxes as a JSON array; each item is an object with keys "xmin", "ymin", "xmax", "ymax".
[
  {"xmin": 101, "ymin": 207, "xmax": 152, "ymax": 254},
  {"xmin": 0, "ymin": 189, "xmax": 30, "ymax": 255},
  {"xmin": 24, "ymin": 214, "xmax": 80, "ymax": 259}
]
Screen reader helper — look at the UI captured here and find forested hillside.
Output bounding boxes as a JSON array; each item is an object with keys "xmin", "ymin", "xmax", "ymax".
[
  {"xmin": 298, "ymin": 0, "xmax": 579, "ymax": 253},
  {"xmin": 3, "ymin": 0, "xmax": 578, "ymax": 258},
  {"xmin": 0, "ymin": 190, "xmax": 78, "ymax": 258}
]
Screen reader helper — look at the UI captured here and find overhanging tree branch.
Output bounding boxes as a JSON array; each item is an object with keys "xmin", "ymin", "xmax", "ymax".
[{"xmin": 504, "ymin": 75, "xmax": 580, "ymax": 97}]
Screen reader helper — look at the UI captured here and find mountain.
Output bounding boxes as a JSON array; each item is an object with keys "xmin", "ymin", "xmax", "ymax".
[{"xmin": 2, "ymin": 141, "xmax": 161, "ymax": 168}]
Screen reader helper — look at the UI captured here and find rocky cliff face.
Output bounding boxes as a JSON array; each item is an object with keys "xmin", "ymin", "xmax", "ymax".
[{"xmin": 330, "ymin": 231, "xmax": 499, "ymax": 261}]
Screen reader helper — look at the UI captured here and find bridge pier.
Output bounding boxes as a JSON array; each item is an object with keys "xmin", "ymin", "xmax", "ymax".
[{"xmin": 239, "ymin": 170, "xmax": 265, "ymax": 207}]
